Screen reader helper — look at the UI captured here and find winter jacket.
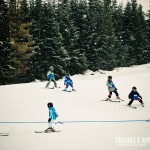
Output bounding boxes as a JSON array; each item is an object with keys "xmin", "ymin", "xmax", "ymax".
[
  {"xmin": 64, "ymin": 76, "xmax": 73, "ymax": 85},
  {"xmin": 106, "ymin": 81, "xmax": 117, "ymax": 92},
  {"xmin": 47, "ymin": 71, "xmax": 54, "ymax": 80},
  {"xmin": 49, "ymin": 107, "xmax": 58, "ymax": 120},
  {"xmin": 128, "ymin": 90, "xmax": 142, "ymax": 100}
]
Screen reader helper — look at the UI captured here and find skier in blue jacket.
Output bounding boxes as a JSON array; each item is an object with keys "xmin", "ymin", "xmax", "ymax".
[
  {"xmin": 128, "ymin": 87, "xmax": 144, "ymax": 107},
  {"xmin": 45, "ymin": 102, "xmax": 58, "ymax": 132},
  {"xmin": 63, "ymin": 74, "xmax": 75, "ymax": 91},
  {"xmin": 45, "ymin": 66, "xmax": 57, "ymax": 88}
]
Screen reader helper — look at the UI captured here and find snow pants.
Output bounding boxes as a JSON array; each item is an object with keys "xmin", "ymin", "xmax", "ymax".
[
  {"xmin": 128, "ymin": 97, "xmax": 144, "ymax": 106},
  {"xmin": 108, "ymin": 90, "xmax": 119, "ymax": 98},
  {"xmin": 45, "ymin": 79, "xmax": 57, "ymax": 88},
  {"xmin": 65, "ymin": 82, "xmax": 73, "ymax": 88}
]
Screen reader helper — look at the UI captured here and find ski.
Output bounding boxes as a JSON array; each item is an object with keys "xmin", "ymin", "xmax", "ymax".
[
  {"xmin": 62, "ymin": 90, "xmax": 71, "ymax": 92},
  {"xmin": 55, "ymin": 121, "xmax": 63, "ymax": 124},
  {"xmin": 72, "ymin": 89, "xmax": 77, "ymax": 92},
  {"xmin": 110, "ymin": 100, "xmax": 120, "ymax": 102},
  {"xmin": 120, "ymin": 99, "xmax": 125, "ymax": 101},
  {"xmin": 0, "ymin": 133, "xmax": 9, "ymax": 136},
  {"xmin": 101, "ymin": 99, "xmax": 120, "ymax": 102},
  {"xmin": 117, "ymin": 98, "xmax": 124, "ymax": 101},
  {"xmin": 35, "ymin": 131, "xmax": 47, "ymax": 133},
  {"xmin": 123, "ymin": 105, "xmax": 137, "ymax": 109},
  {"xmin": 49, "ymin": 87, "xmax": 54, "ymax": 89},
  {"xmin": 48, "ymin": 87, "xmax": 61, "ymax": 89},
  {"xmin": 35, "ymin": 130, "xmax": 60, "ymax": 133}
]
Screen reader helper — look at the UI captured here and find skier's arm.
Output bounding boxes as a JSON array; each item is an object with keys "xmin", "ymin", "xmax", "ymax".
[
  {"xmin": 137, "ymin": 92, "xmax": 142, "ymax": 99},
  {"xmin": 128, "ymin": 92, "xmax": 132, "ymax": 99},
  {"xmin": 48, "ymin": 118, "xmax": 51, "ymax": 122},
  {"xmin": 47, "ymin": 71, "xmax": 55, "ymax": 79},
  {"xmin": 112, "ymin": 83, "xmax": 117, "ymax": 90},
  {"xmin": 55, "ymin": 110, "xmax": 58, "ymax": 117},
  {"xmin": 49, "ymin": 110, "xmax": 53, "ymax": 121},
  {"xmin": 64, "ymin": 78, "xmax": 67, "ymax": 85},
  {"xmin": 69, "ymin": 78, "xmax": 73, "ymax": 84},
  {"xmin": 47, "ymin": 71, "xmax": 51, "ymax": 77},
  {"xmin": 106, "ymin": 82, "xmax": 112, "ymax": 88}
]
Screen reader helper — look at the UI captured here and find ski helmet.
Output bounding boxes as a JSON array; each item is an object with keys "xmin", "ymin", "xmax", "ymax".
[
  {"xmin": 50, "ymin": 66, "xmax": 54, "ymax": 70},
  {"xmin": 108, "ymin": 76, "xmax": 112, "ymax": 79},
  {"xmin": 66, "ymin": 73, "xmax": 70, "ymax": 77},
  {"xmin": 132, "ymin": 86, "xmax": 137, "ymax": 90},
  {"xmin": 47, "ymin": 102, "xmax": 53, "ymax": 108}
]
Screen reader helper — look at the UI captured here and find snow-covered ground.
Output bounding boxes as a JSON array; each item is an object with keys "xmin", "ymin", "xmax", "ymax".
[{"xmin": 0, "ymin": 64, "xmax": 150, "ymax": 150}]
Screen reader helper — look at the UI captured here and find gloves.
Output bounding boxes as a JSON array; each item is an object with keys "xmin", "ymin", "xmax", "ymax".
[{"xmin": 48, "ymin": 118, "xmax": 51, "ymax": 122}]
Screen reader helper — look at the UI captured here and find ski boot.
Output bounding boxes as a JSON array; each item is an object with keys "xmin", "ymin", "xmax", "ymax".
[
  {"xmin": 50, "ymin": 127, "xmax": 55, "ymax": 132},
  {"xmin": 105, "ymin": 98, "xmax": 111, "ymax": 101},
  {"xmin": 45, "ymin": 127, "xmax": 51, "ymax": 133},
  {"xmin": 141, "ymin": 103, "xmax": 144, "ymax": 107},
  {"xmin": 116, "ymin": 96, "xmax": 120, "ymax": 99},
  {"xmin": 45, "ymin": 127, "xmax": 55, "ymax": 132},
  {"xmin": 63, "ymin": 88, "xmax": 67, "ymax": 91}
]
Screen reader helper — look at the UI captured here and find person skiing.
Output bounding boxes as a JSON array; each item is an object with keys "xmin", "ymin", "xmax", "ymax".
[
  {"xmin": 45, "ymin": 102, "xmax": 58, "ymax": 132},
  {"xmin": 45, "ymin": 66, "xmax": 57, "ymax": 88},
  {"xmin": 128, "ymin": 86, "xmax": 144, "ymax": 107},
  {"xmin": 106, "ymin": 76, "xmax": 120, "ymax": 100},
  {"xmin": 63, "ymin": 74, "xmax": 75, "ymax": 91}
]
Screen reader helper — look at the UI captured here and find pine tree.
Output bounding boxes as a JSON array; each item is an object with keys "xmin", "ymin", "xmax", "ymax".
[
  {"xmin": 57, "ymin": 1, "xmax": 87, "ymax": 75},
  {"xmin": 146, "ymin": 9, "xmax": 150, "ymax": 63},
  {"xmin": 112, "ymin": 0, "xmax": 123, "ymax": 41},
  {"xmin": 76, "ymin": 0, "xmax": 89, "ymax": 56},
  {"xmin": 0, "ymin": 0, "xmax": 13, "ymax": 85},
  {"xmin": 86, "ymin": 0, "xmax": 103, "ymax": 71},
  {"xmin": 9, "ymin": 0, "xmax": 17, "ymax": 39},
  {"xmin": 122, "ymin": 1, "xmax": 135, "ymax": 65},
  {"xmin": 28, "ymin": 0, "xmax": 43, "ymax": 50},
  {"xmin": 10, "ymin": 0, "xmax": 35, "ymax": 83},
  {"xmin": 135, "ymin": 4, "xmax": 150, "ymax": 64},
  {"xmin": 111, "ymin": 1, "xmax": 129, "ymax": 67},
  {"xmin": 99, "ymin": 0, "xmax": 118, "ymax": 70},
  {"xmin": 69, "ymin": 0, "xmax": 88, "ymax": 74},
  {"xmin": 30, "ymin": 2, "xmax": 68, "ymax": 80},
  {"xmin": 129, "ymin": 0, "xmax": 140, "ymax": 64},
  {"xmin": 122, "ymin": 0, "xmax": 150, "ymax": 65}
]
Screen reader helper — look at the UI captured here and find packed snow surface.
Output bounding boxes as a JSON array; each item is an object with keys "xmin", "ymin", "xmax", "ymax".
[{"xmin": 0, "ymin": 64, "xmax": 150, "ymax": 150}]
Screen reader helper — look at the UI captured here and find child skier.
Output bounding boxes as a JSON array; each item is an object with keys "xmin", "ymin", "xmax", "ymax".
[
  {"xmin": 106, "ymin": 76, "xmax": 120, "ymax": 100},
  {"xmin": 63, "ymin": 74, "xmax": 75, "ymax": 91},
  {"xmin": 45, "ymin": 66, "xmax": 57, "ymax": 88},
  {"xmin": 128, "ymin": 87, "xmax": 144, "ymax": 107},
  {"xmin": 45, "ymin": 102, "xmax": 58, "ymax": 132}
]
